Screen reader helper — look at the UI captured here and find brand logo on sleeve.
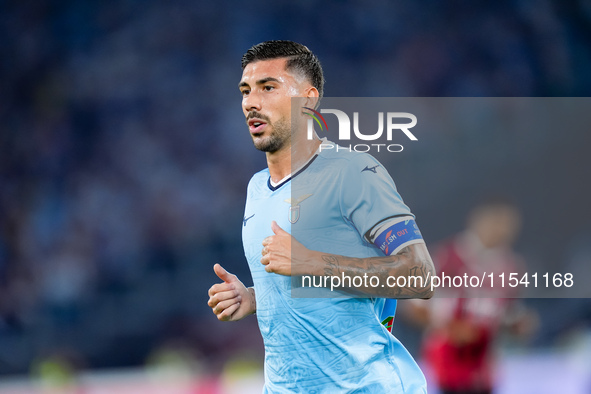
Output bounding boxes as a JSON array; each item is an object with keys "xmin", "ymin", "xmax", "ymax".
[
  {"xmin": 243, "ymin": 214, "xmax": 255, "ymax": 226},
  {"xmin": 361, "ymin": 165, "xmax": 379, "ymax": 173}
]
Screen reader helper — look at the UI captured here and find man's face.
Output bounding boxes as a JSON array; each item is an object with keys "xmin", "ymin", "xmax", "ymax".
[{"xmin": 239, "ymin": 58, "xmax": 307, "ymax": 153}]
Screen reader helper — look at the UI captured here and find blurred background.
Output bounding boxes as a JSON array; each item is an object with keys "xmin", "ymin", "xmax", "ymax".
[{"xmin": 1, "ymin": 0, "xmax": 590, "ymax": 392}]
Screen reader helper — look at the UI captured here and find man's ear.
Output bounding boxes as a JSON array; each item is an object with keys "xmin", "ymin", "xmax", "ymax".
[{"xmin": 304, "ymin": 86, "xmax": 320, "ymax": 109}]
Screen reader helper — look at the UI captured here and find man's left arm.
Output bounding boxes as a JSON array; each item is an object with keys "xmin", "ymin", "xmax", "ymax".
[
  {"xmin": 261, "ymin": 220, "xmax": 436, "ymax": 299},
  {"xmin": 315, "ymin": 242, "xmax": 435, "ymax": 299}
]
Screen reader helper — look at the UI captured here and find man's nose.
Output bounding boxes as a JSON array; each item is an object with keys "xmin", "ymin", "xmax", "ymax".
[{"xmin": 243, "ymin": 91, "xmax": 262, "ymax": 112}]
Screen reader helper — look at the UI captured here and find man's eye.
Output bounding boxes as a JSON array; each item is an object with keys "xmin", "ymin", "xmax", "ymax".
[
  {"xmin": 241, "ymin": 90, "xmax": 250, "ymax": 96},
  {"xmin": 264, "ymin": 85, "xmax": 274, "ymax": 91}
]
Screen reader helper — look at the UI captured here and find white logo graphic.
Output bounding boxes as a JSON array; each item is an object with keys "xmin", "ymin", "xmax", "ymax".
[{"xmin": 306, "ymin": 109, "xmax": 418, "ymax": 153}]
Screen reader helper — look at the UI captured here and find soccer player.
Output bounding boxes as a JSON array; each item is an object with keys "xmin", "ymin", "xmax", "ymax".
[{"xmin": 207, "ymin": 40, "xmax": 436, "ymax": 393}]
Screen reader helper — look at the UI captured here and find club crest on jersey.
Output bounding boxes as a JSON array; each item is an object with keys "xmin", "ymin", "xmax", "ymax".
[{"xmin": 284, "ymin": 194, "xmax": 313, "ymax": 224}]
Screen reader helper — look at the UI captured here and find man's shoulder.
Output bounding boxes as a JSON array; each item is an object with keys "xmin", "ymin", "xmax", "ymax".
[
  {"xmin": 249, "ymin": 167, "xmax": 269, "ymax": 182},
  {"xmin": 246, "ymin": 168, "xmax": 270, "ymax": 195}
]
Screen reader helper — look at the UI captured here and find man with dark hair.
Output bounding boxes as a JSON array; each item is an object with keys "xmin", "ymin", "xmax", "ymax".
[
  {"xmin": 241, "ymin": 40, "xmax": 325, "ymax": 101},
  {"xmin": 208, "ymin": 40, "xmax": 435, "ymax": 393}
]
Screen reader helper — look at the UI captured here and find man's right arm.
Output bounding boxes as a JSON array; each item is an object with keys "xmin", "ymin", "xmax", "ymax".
[{"xmin": 207, "ymin": 263, "xmax": 256, "ymax": 321}]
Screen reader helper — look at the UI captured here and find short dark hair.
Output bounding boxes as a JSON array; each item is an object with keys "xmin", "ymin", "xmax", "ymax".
[{"xmin": 241, "ymin": 40, "xmax": 324, "ymax": 99}]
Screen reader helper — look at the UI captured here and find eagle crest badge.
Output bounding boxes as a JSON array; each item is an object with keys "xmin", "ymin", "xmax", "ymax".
[{"xmin": 284, "ymin": 194, "xmax": 313, "ymax": 224}]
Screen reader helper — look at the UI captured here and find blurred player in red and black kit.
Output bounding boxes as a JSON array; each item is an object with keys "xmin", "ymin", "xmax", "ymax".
[{"xmin": 406, "ymin": 197, "xmax": 537, "ymax": 394}]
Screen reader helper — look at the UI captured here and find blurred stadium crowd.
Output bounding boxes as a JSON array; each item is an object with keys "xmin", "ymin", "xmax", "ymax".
[{"xmin": 1, "ymin": 0, "xmax": 590, "ymax": 382}]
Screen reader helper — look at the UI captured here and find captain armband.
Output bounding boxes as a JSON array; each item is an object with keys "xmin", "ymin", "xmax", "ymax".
[{"xmin": 367, "ymin": 216, "xmax": 424, "ymax": 256}]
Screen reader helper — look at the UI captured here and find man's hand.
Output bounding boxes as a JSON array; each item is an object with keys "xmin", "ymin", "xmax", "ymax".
[
  {"xmin": 261, "ymin": 221, "xmax": 313, "ymax": 276},
  {"xmin": 208, "ymin": 264, "xmax": 255, "ymax": 321}
]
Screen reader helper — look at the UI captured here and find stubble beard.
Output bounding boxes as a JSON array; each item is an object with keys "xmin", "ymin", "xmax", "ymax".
[{"xmin": 253, "ymin": 117, "xmax": 291, "ymax": 153}]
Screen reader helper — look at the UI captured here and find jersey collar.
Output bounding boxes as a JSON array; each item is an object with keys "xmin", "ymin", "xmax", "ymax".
[{"xmin": 267, "ymin": 149, "xmax": 320, "ymax": 191}]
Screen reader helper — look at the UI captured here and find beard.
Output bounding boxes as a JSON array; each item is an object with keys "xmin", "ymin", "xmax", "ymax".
[{"xmin": 252, "ymin": 117, "xmax": 291, "ymax": 153}]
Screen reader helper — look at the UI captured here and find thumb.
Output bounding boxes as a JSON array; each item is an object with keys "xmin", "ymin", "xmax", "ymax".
[
  {"xmin": 214, "ymin": 263, "xmax": 234, "ymax": 283},
  {"xmin": 271, "ymin": 220, "xmax": 287, "ymax": 235}
]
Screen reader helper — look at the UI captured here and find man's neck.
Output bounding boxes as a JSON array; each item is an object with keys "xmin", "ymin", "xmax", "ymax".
[{"xmin": 267, "ymin": 138, "xmax": 321, "ymax": 184}]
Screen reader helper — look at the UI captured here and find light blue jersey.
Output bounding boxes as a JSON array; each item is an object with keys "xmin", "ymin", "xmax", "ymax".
[{"xmin": 242, "ymin": 141, "xmax": 427, "ymax": 393}]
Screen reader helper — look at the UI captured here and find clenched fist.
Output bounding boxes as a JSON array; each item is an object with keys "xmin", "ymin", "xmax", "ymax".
[
  {"xmin": 260, "ymin": 221, "xmax": 315, "ymax": 276},
  {"xmin": 207, "ymin": 264, "xmax": 256, "ymax": 321}
]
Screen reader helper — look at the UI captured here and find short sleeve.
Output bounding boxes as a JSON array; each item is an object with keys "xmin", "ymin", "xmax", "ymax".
[{"xmin": 339, "ymin": 153, "xmax": 412, "ymax": 242}]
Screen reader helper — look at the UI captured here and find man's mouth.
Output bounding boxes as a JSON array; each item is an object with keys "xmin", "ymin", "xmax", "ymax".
[{"xmin": 248, "ymin": 118, "xmax": 268, "ymax": 134}]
